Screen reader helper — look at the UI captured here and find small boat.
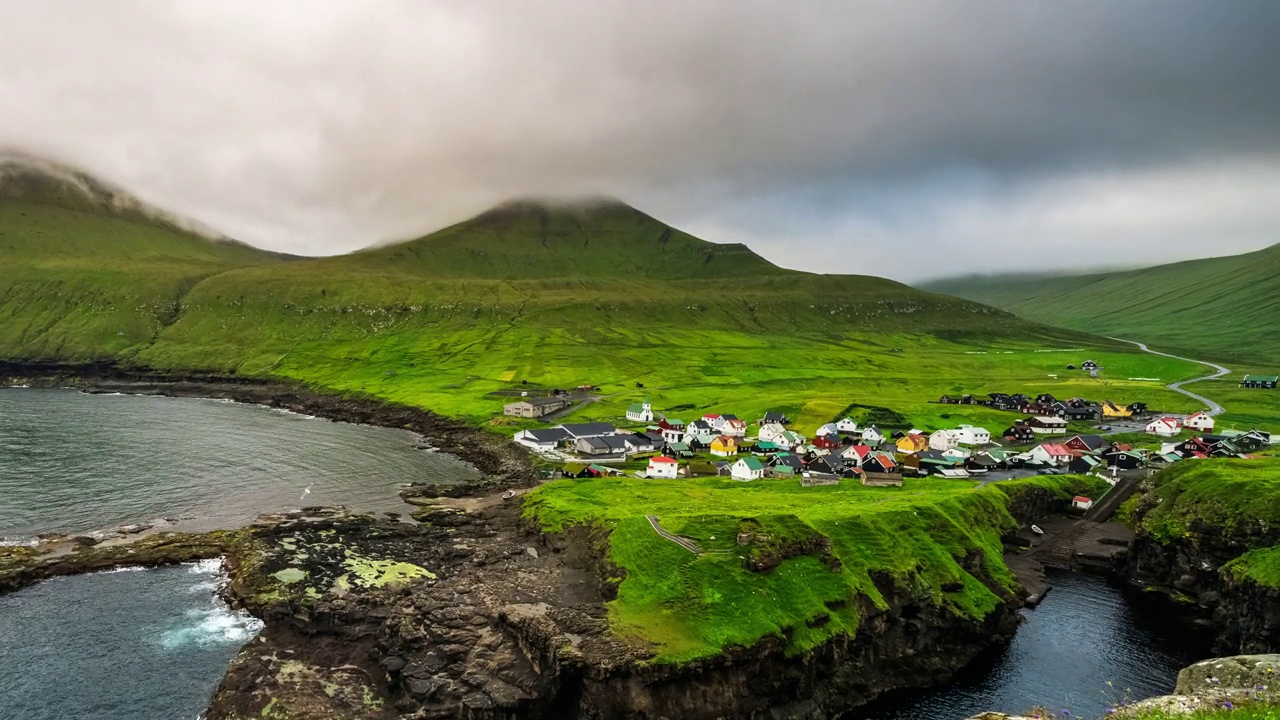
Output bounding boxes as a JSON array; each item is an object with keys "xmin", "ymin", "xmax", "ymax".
[
  {"xmin": 502, "ymin": 490, "xmax": 517, "ymax": 500},
  {"xmin": 1030, "ymin": 524, "xmax": 1045, "ymax": 535}
]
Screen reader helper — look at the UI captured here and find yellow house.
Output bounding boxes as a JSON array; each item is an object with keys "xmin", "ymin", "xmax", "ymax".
[
  {"xmin": 1101, "ymin": 401, "xmax": 1132, "ymax": 419},
  {"xmin": 896, "ymin": 431, "xmax": 929, "ymax": 453},
  {"xmin": 710, "ymin": 435, "xmax": 738, "ymax": 457}
]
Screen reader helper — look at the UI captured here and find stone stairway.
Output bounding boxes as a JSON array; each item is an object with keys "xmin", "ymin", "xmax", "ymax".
[{"xmin": 1034, "ymin": 520, "xmax": 1107, "ymax": 570}]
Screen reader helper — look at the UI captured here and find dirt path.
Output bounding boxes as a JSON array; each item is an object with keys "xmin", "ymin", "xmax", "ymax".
[
  {"xmin": 1109, "ymin": 337, "xmax": 1231, "ymax": 417},
  {"xmin": 645, "ymin": 514, "xmax": 701, "ymax": 553}
]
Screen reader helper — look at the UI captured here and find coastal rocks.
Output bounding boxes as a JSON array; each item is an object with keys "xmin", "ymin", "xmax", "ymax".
[
  {"xmin": 0, "ymin": 530, "xmax": 235, "ymax": 595},
  {"xmin": 1109, "ymin": 655, "xmax": 1280, "ymax": 717}
]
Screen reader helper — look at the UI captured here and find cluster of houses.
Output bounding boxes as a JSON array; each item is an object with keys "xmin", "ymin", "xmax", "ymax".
[
  {"xmin": 942, "ymin": 391, "xmax": 1151, "ymax": 423},
  {"xmin": 514, "ymin": 394, "xmax": 1274, "ymax": 487}
]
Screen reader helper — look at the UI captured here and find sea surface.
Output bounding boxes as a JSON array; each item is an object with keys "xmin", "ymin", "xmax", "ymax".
[
  {"xmin": 0, "ymin": 387, "xmax": 480, "ymax": 541},
  {"xmin": 0, "ymin": 387, "xmax": 481, "ymax": 719},
  {"xmin": 0, "ymin": 561, "xmax": 262, "ymax": 720},
  {"xmin": 854, "ymin": 571, "xmax": 1214, "ymax": 720}
]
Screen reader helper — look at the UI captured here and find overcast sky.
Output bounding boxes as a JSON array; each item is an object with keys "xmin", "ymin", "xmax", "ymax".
[{"xmin": 2, "ymin": 1, "xmax": 1278, "ymax": 282}]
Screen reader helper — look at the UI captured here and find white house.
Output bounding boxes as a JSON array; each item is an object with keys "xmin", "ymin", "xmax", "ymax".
[
  {"xmin": 817, "ymin": 422, "xmax": 841, "ymax": 437},
  {"xmin": 929, "ymin": 430, "xmax": 960, "ymax": 452},
  {"xmin": 1146, "ymin": 417, "xmax": 1181, "ymax": 437},
  {"xmin": 1073, "ymin": 495, "xmax": 1094, "ymax": 511},
  {"xmin": 720, "ymin": 418, "xmax": 748, "ymax": 437},
  {"xmin": 1029, "ymin": 416, "xmax": 1069, "ymax": 435},
  {"xmin": 841, "ymin": 445, "xmax": 874, "ymax": 466},
  {"xmin": 646, "ymin": 455, "xmax": 679, "ymax": 479},
  {"xmin": 1025, "ymin": 442, "xmax": 1073, "ymax": 466},
  {"xmin": 757, "ymin": 423, "xmax": 787, "ymax": 443},
  {"xmin": 836, "ymin": 417, "xmax": 859, "ymax": 433},
  {"xmin": 731, "ymin": 456, "xmax": 767, "ymax": 481},
  {"xmin": 771, "ymin": 430, "xmax": 806, "ymax": 451},
  {"xmin": 942, "ymin": 447, "xmax": 971, "ymax": 462},
  {"xmin": 626, "ymin": 399, "xmax": 655, "ymax": 424},
  {"xmin": 860, "ymin": 426, "xmax": 885, "ymax": 445},
  {"xmin": 1185, "ymin": 412, "xmax": 1215, "ymax": 432},
  {"xmin": 953, "ymin": 425, "xmax": 991, "ymax": 446}
]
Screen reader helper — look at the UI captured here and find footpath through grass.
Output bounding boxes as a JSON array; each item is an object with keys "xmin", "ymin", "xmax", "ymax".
[{"xmin": 524, "ymin": 473, "xmax": 1105, "ymax": 663}]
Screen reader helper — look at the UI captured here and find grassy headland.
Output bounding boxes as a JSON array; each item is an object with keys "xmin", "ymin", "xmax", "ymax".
[{"xmin": 523, "ymin": 473, "xmax": 1106, "ymax": 662}]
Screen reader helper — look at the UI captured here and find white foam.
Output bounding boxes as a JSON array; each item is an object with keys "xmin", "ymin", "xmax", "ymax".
[
  {"xmin": 160, "ymin": 607, "xmax": 263, "ymax": 648},
  {"xmin": 186, "ymin": 558, "xmax": 225, "ymax": 575},
  {"xmin": 97, "ymin": 565, "xmax": 148, "ymax": 574}
]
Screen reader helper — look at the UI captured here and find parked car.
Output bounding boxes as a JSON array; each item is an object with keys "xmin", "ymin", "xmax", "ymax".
[{"xmin": 1096, "ymin": 425, "xmax": 1112, "ymax": 431}]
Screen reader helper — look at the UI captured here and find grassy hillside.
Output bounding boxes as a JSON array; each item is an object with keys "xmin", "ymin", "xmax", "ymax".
[
  {"xmin": 4, "ymin": 158, "xmax": 1261, "ymax": 433},
  {"xmin": 922, "ymin": 244, "xmax": 1280, "ymax": 365},
  {"xmin": 524, "ymin": 473, "xmax": 1106, "ymax": 661},
  {"xmin": 0, "ymin": 158, "xmax": 287, "ymax": 358}
]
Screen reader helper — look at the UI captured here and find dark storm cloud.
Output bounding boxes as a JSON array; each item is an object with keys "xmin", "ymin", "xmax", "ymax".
[{"xmin": 1, "ymin": 1, "xmax": 1277, "ymax": 279}]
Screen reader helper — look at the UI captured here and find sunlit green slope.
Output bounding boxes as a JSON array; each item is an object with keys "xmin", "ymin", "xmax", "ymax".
[{"xmin": 923, "ymin": 244, "xmax": 1280, "ymax": 364}]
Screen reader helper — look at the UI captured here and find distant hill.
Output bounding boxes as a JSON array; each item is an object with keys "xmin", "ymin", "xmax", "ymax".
[{"xmin": 922, "ymin": 243, "xmax": 1280, "ymax": 364}]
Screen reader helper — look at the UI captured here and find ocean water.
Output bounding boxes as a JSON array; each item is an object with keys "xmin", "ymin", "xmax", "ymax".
[
  {"xmin": 0, "ymin": 561, "xmax": 262, "ymax": 720},
  {"xmin": 853, "ymin": 571, "xmax": 1214, "ymax": 720},
  {"xmin": 0, "ymin": 387, "xmax": 481, "ymax": 719},
  {"xmin": 0, "ymin": 387, "xmax": 480, "ymax": 541}
]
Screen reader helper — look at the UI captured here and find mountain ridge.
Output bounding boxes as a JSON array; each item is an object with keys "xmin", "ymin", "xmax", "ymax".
[{"xmin": 922, "ymin": 243, "xmax": 1280, "ymax": 363}]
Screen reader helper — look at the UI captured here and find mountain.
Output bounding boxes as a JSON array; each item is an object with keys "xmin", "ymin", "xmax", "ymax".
[
  {"xmin": 0, "ymin": 155, "xmax": 286, "ymax": 358},
  {"xmin": 343, "ymin": 198, "xmax": 789, "ymax": 279},
  {"xmin": 1, "ymin": 156, "xmax": 1129, "ymax": 427},
  {"xmin": 922, "ymin": 244, "xmax": 1280, "ymax": 364}
]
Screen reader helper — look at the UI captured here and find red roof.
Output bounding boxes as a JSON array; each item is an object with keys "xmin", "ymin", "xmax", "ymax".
[
  {"xmin": 702, "ymin": 413, "xmax": 721, "ymax": 420},
  {"xmin": 723, "ymin": 418, "xmax": 746, "ymax": 428},
  {"xmin": 649, "ymin": 456, "xmax": 677, "ymax": 464},
  {"xmin": 1073, "ymin": 496, "xmax": 1091, "ymax": 503},
  {"xmin": 1040, "ymin": 443, "xmax": 1071, "ymax": 455},
  {"xmin": 847, "ymin": 445, "xmax": 873, "ymax": 458}
]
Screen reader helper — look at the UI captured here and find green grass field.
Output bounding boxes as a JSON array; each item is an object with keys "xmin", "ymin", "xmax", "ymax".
[
  {"xmin": 523, "ymin": 473, "xmax": 1105, "ymax": 662},
  {"xmin": 922, "ymin": 244, "xmax": 1280, "ymax": 366}
]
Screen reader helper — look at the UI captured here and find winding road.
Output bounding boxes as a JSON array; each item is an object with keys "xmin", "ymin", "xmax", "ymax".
[{"xmin": 1108, "ymin": 338, "xmax": 1231, "ymax": 417}]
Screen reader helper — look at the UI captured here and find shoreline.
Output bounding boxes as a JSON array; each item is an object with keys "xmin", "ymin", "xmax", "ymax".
[{"xmin": 0, "ymin": 359, "xmax": 538, "ymax": 490}]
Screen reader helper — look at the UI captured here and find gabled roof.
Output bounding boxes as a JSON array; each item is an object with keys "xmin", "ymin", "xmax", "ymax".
[
  {"xmin": 512, "ymin": 396, "xmax": 566, "ymax": 407},
  {"xmin": 711, "ymin": 434, "xmax": 736, "ymax": 445},
  {"xmin": 520, "ymin": 428, "xmax": 570, "ymax": 443},
  {"xmin": 558, "ymin": 422, "xmax": 617, "ymax": 438},
  {"xmin": 737, "ymin": 456, "xmax": 765, "ymax": 471},
  {"xmin": 649, "ymin": 455, "xmax": 677, "ymax": 464},
  {"xmin": 1243, "ymin": 374, "xmax": 1279, "ymax": 382},
  {"xmin": 1069, "ymin": 434, "xmax": 1109, "ymax": 451},
  {"xmin": 1038, "ymin": 443, "xmax": 1071, "ymax": 455},
  {"xmin": 720, "ymin": 413, "xmax": 740, "ymax": 421}
]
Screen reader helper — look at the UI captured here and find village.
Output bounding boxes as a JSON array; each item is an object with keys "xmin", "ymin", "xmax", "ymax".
[{"xmin": 504, "ymin": 374, "xmax": 1276, "ymax": 496}]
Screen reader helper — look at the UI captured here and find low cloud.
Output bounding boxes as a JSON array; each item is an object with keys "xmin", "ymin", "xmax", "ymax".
[{"xmin": 1, "ymin": 1, "xmax": 1277, "ymax": 279}]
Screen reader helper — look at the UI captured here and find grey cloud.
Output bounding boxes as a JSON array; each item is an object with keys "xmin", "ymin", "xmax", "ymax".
[{"xmin": 1, "ymin": 0, "xmax": 1277, "ymax": 278}]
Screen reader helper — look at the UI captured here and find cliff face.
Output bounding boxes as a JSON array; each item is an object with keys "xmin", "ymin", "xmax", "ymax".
[
  {"xmin": 1124, "ymin": 460, "xmax": 1280, "ymax": 655},
  {"xmin": 205, "ymin": 507, "xmax": 1025, "ymax": 720}
]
